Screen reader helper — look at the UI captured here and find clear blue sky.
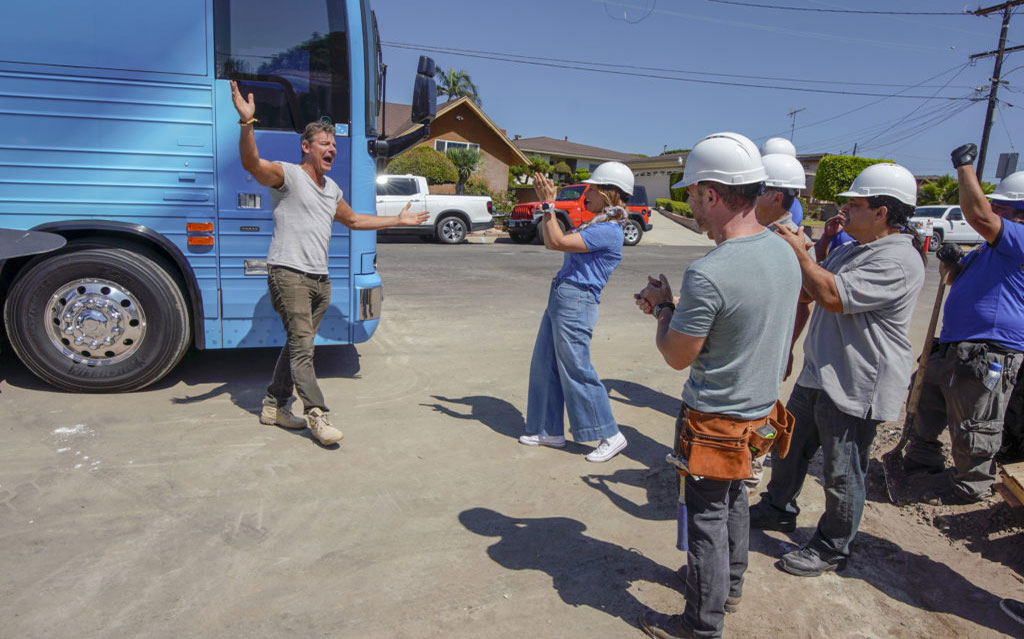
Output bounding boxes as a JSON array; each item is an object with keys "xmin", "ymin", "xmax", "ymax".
[{"xmin": 372, "ymin": 0, "xmax": 1024, "ymax": 180}]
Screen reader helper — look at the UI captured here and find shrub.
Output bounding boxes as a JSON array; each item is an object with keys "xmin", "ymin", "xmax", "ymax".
[
  {"xmin": 812, "ymin": 155, "xmax": 890, "ymax": 202},
  {"xmin": 553, "ymin": 161, "xmax": 572, "ymax": 176},
  {"xmin": 669, "ymin": 171, "xmax": 687, "ymax": 202},
  {"xmin": 574, "ymin": 168, "xmax": 590, "ymax": 182},
  {"xmin": 509, "ymin": 164, "xmax": 530, "ymax": 186},
  {"xmin": 491, "ymin": 190, "xmax": 518, "ymax": 213},
  {"xmin": 656, "ymin": 198, "xmax": 691, "ymax": 216},
  {"xmin": 527, "ymin": 154, "xmax": 552, "ymax": 176},
  {"xmin": 386, "ymin": 146, "xmax": 457, "ymax": 185},
  {"xmin": 465, "ymin": 175, "xmax": 492, "ymax": 197}
]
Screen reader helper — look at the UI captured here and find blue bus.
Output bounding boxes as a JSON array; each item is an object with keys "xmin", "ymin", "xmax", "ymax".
[{"xmin": 0, "ymin": 0, "xmax": 435, "ymax": 392}]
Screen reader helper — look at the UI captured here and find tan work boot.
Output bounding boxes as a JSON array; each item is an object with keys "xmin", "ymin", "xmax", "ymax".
[
  {"xmin": 307, "ymin": 407, "xmax": 343, "ymax": 445},
  {"xmin": 259, "ymin": 397, "xmax": 307, "ymax": 430}
]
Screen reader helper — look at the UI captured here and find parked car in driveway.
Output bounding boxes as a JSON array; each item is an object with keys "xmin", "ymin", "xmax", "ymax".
[
  {"xmin": 375, "ymin": 174, "xmax": 493, "ymax": 244},
  {"xmin": 909, "ymin": 205, "xmax": 983, "ymax": 250},
  {"xmin": 506, "ymin": 184, "xmax": 652, "ymax": 246}
]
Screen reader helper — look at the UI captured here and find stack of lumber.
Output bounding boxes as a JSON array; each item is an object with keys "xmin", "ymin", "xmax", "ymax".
[{"xmin": 995, "ymin": 462, "xmax": 1024, "ymax": 507}]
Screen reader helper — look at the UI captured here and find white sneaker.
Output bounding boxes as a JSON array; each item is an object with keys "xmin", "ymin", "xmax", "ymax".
[
  {"xmin": 518, "ymin": 434, "xmax": 566, "ymax": 448},
  {"xmin": 585, "ymin": 432, "xmax": 627, "ymax": 462}
]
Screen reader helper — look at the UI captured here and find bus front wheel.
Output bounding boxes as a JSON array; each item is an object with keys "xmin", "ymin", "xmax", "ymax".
[{"xmin": 4, "ymin": 247, "xmax": 191, "ymax": 392}]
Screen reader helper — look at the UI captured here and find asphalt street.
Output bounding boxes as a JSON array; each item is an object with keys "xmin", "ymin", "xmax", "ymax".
[{"xmin": 4, "ymin": 221, "xmax": 1008, "ymax": 639}]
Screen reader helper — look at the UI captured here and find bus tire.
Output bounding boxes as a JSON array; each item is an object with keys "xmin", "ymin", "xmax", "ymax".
[{"xmin": 4, "ymin": 247, "xmax": 191, "ymax": 392}]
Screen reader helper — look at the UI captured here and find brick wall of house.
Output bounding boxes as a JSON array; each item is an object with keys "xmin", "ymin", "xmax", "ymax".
[{"xmin": 416, "ymin": 102, "xmax": 519, "ymax": 194}]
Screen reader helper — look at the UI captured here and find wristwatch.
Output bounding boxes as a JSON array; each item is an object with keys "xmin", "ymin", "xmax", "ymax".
[
  {"xmin": 653, "ymin": 301, "xmax": 675, "ymax": 320},
  {"xmin": 540, "ymin": 201, "xmax": 554, "ymax": 212}
]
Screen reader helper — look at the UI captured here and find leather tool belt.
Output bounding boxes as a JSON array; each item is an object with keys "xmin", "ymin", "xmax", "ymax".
[{"xmin": 675, "ymin": 400, "xmax": 794, "ymax": 481}]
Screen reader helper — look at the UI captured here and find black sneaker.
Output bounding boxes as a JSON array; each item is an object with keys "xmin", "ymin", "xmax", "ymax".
[
  {"xmin": 778, "ymin": 545, "xmax": 847, "ymax": 577},
  {"xmin": 748, "ymin": 502, "xmax": 796, "ymax": 532},
  {"xmin": 902, "ymin": 457, "xmax": 944, "ymax": 475},
  {"xmin": 638, "ymin": 611, "xmax": 699, "ymax": 639}
]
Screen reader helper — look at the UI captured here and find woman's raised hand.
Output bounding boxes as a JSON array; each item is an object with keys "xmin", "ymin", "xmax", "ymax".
[{"xmin": 533, "ymin": 172, "xmax": 557, "ymax": 202}]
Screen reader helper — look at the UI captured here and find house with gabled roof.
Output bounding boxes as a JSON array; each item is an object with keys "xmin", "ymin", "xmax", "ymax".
[
  {"xmin": 380, "ymin": 97, "xmax": 529, "ymax": 194},
  {"xmin": 511, "ymin": 136, "xmax": 639, "ymax": 175}
]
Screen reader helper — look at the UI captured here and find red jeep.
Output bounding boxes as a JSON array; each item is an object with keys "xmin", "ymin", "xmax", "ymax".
[{"xmin": 506, "ymin": 183, "xmax": 652, "ymax": 246}]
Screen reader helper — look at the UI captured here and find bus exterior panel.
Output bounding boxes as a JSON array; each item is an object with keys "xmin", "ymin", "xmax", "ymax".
[{"xmin": 0, "ymin": 0, "xmax": 386, "ymax": 392}]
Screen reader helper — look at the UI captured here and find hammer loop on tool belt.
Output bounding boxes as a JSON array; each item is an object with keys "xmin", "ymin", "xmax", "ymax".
[{"xmin": 674, "ymin": 400, "xmax": 794, "ymax": 481}]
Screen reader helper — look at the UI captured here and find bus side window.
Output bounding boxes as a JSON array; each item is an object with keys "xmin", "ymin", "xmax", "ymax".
[{"xmin": 213, "ymin": 0, "xmax": 351, "ymax": 132}]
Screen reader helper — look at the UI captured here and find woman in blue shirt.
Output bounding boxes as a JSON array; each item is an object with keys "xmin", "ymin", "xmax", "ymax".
[{"xmin": 519, "ymin": 162, "xmax": 631, "ymax": 462}]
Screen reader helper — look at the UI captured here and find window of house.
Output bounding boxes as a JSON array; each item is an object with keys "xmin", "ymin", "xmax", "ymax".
[{"xmin": 434, "ymin": 140, "xmax": 480, "ymax": 153}]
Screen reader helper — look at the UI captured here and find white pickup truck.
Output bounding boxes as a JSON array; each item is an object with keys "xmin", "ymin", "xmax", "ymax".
[
  {"xmin": 375, "ymin": 174, "xmax": 494, "ymax": 244},
  {"xmin": 909, "ymin": 205, "xmax": 984, "ymax": 249}
]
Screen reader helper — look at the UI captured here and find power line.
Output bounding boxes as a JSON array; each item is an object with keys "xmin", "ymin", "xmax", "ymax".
[
  {"xmin": 384, "ymin": 42, "xmax": 975, "ymax": 90},
  {"xmin": 592, "ymin": 0, "xmax": 953, "ymax": 52},
  {"xmin": 703, "ymin": 0, "xmax": 966, "ymax": 15},
  {"xmin": 383, "ymin": 42, "xmax": 977, "ymax": 100},
  {"xmin": 752, "ymin": 63, "xmax": 975, "ymax": 141}
]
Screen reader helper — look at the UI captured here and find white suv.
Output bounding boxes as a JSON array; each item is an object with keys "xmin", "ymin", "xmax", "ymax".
[{"xmin": 909, "ymin": 205, "xmax": 983, "ymax": 250}]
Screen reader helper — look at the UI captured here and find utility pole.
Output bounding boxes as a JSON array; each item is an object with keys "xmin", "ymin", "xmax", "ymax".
[
  {"xmin": 971, "ymin": 1, "xmax": 1024, "ymax": 179},
  {"xmin": 787, "ymin": 108, "xmax": 806, "ymax": 142}
]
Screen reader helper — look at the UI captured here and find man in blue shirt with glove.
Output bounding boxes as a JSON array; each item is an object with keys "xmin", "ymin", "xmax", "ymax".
[{"xmin": 903, "ymin": 143, "xmax": 1024, "ymax": 503}]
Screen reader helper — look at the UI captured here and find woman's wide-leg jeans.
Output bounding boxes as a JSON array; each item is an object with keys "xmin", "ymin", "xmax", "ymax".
[{"xmin": 525, "ymin": 280, "xmax": 618, "ymax": 443}]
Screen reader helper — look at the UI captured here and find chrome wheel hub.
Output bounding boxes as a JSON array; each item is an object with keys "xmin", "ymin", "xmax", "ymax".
[
  {"xmin": 624, "ymin": 223, "xmax": 639, "ymax": 243},
  {"xmin": 441, "ymin": 220, "xmax": 464, "ymax": 241},
  {"xmin": 46, "ymin": 278, "xmax": 146, "ymax": 365}
]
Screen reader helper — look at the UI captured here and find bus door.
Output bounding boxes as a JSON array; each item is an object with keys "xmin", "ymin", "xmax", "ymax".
[{"xmin": 212, "ymin": 0, "xmax": 355, "ymax": 348}]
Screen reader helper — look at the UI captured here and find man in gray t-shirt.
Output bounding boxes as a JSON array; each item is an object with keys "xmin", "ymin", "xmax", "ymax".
[
  {"xmin": 637, "ymin": 133, "xmax": 800, "ymax": 639},
  {"xmin": 230, "ymin": 81, "xmax": 426, "ymax": 447},
  {"xmin": 751, "ymin": 163, "xmax": 925, "ymax": 578}
]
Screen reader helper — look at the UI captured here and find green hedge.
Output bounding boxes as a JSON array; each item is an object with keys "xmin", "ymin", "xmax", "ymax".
[
  {"xmin": 656, "ymin": 198, "xmax": 692, "ymax": 216},
  {"xmin": 385, "ymin": 146, "xmax": 458, "ymax": 185},
  {"xmin": 812, "ymin": 155, "xmax": 890, "ymax": 202}
]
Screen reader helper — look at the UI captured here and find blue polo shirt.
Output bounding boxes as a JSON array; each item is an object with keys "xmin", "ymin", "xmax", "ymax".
[
  {"xmin": 790, "ymin": 198, "xmax": 804, "ymax": 226},
  {"xmin": 554, "ymin": 222, "xmax": 623, "ymax": 301},
  {"xmin": 829, "ymin": 230, "xmax": 855, "ymax": 252},
  {"xmin": 940, "ymin": 219, "xmax": 1024, "ymax": 351}
]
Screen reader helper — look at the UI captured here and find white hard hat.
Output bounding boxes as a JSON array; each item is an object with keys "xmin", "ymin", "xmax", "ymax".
[
  {"xmin": 583, "ymin": 161, "xmax": 634, "ymax": 195},
  {"xmin": 762, "ymin": 153, "xmax": 807, "ymax": 190},
  {"xmin": 673, "ymin": 132, "xmax": 767, "ymax": 188},
  {"xmin": 988, "ymin": 170, "xmax": 1024, "ymax": 202},
  {"xmin": 837, "ymin": 163, "xmax": 917, "ymax": 207},
  {"xmin": 760, "ymin": 137, "xmax": 797, "ymax": 157}
]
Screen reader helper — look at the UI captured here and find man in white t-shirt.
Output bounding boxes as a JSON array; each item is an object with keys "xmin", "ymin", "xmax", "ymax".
[{"xmin": 231, "ymin": 81, "xmax": 427, "ymax": 446}]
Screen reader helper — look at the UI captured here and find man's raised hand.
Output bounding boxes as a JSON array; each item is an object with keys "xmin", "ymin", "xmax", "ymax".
[{"xmin": 230, "ymin": 80, "xmax": 256, "ymax": 121}]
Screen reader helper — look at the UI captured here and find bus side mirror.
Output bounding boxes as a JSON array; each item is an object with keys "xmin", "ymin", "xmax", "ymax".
[{"xmin": 412, "ymin": 56, "xmax": 436, "ymax": 126}]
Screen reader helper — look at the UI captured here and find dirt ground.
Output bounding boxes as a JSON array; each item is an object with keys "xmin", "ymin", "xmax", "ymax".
[{"xmin": 2, "ymin": 238, "xmax": 1022, "ymax": 638}]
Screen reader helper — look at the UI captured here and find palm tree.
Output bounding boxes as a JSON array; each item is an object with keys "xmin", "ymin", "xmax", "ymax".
[
  {"xmin": 437, "ymin": 68, "xmax": 482, "ymax": 105},
  {"xmin": 446, "ymin": 147, "xmax": 482, "ymax": 194},
  {"xmin": 918, "ymin": 175, "xmax": 960, "ymax": 205},
  {"xmin": 919, "ymin": 174, "xmax": 997, "ymax": 205}
]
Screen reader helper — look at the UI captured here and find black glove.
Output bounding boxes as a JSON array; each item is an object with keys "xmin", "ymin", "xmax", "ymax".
[
  {"xmin": 936, "ymin": 242, "xmax": 965, "ymax": 266},
  {"xmin": 951, "ymin": 143, "xmax": 977, "ymax": 168}
]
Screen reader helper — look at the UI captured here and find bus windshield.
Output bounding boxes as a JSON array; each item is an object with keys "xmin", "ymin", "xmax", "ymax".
[{"xmin": 214, "ymin": 0, "xmax": 351, "ymax": 132}]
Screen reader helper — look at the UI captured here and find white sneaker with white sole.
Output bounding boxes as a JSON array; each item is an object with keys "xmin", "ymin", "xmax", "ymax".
[
  {"xmin": 518, "ymin": 434, "xmax": 566, "ymax": 448},
  {"xmin": 585, "ymin": 432, "xmax": 627, "ymax": 462}
]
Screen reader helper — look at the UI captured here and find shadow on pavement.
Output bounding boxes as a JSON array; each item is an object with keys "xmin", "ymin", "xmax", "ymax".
[
  {"xmin": 604, "ymin": 378, "xmax": 680, "ymax": 419},
  {"xmin": 581, "ymin": 465, "xmax": 677, "ymax": 521},
  {"xmin": 424, "ymin": 393, "xmax": 673, "ymax": 465},
  {"xmin": 459, "ymin": 506, "xmax": 679, "ymax": 630},
  {"xmin": 747, "ymin": 525, "xmax": 1019, "ymax": 636},
  {"xmin": 163, "ymin": 344, "xmax": 361, "ymax": 415}
]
